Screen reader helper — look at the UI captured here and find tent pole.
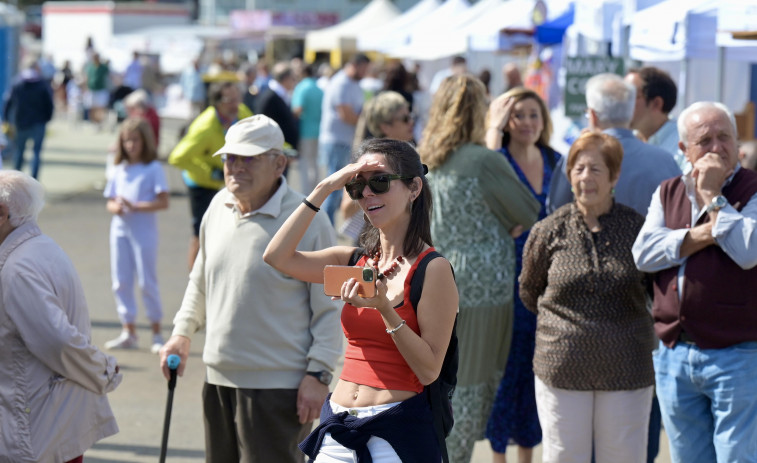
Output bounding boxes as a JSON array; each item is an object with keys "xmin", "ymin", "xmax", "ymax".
[
  {"xmin": 716, "ymin": 45, "xmax": 725, "ymax": 103},
  {"xmin": 679, "ymin": 58, "xmax": 688, "ymax": 109}
]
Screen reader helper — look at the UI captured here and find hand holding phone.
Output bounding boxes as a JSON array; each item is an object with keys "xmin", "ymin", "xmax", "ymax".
[{"xmin": 323, "ymin": 266, "xmax": 377, "ymax": 298}]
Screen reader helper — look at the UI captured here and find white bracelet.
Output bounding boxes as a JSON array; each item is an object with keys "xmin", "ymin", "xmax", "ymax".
[{"xmin": 386, "ymin": 319, "xmax": 406, "ymax": 335}]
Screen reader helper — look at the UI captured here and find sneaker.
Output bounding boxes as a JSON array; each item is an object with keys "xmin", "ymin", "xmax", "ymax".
[
  {"xmin": 105, "ymin": 331, "xmax": 138, "ymax": 350},
  {"xmin": 150, "ymin": 334, "xmax": 165, "ymax": 355}
]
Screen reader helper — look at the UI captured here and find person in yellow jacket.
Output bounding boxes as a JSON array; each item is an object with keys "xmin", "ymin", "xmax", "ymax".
[{"xmin": 169, "ymin": 81, "xmax": 253, "ymax": 270}]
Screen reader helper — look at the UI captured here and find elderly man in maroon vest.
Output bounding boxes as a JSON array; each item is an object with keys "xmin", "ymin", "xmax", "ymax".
[{"xmin": 632, "ymin": 101, "xmax": 757, "ymax": 463}]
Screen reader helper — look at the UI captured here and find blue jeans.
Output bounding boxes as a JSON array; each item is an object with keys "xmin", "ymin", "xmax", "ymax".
[
  {"xmin": 654, "ymin": 339, "xmax": 757, "ymax": 463},
  {"xmin": 14, "ymin": 123, "xmax": 47, "ymax": 179},
  {"xmin": 320, "ymin": 141, "xmax": 352, "ymax": 223}
]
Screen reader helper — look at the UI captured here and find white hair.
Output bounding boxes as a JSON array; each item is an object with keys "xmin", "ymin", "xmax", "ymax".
[
  {"xmin": 677, "ymin": 101, "xmax": 738, "ymax": 147},
  {"xmin": 124, "ymin": 89, "xmax": 150, "ymax": 109},
  {"xmin": 586, "ymin": 73, "xmax": 636, "ymax": 126},
  {"xmin": 0, "ymin": 170, "xmax": 45, "ymax": 227}
]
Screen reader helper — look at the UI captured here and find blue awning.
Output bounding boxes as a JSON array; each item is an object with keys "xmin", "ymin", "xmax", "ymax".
[{"xmin": 535, "ymin": 3, "xmax": 574, "ymax": 45}]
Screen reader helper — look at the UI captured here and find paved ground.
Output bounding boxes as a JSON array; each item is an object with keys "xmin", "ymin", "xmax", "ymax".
[{"xmin": 24, "ymin": 116, "xmax": 670, "ymax": 462}]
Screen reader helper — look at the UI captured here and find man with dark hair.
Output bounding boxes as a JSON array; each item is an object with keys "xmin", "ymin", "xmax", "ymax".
[
  {"xmin": 625, "ymin": 66, "xmax": 686, "ymax": 169},
  {"xmin": 168, "ymin": 81, "xmax": 253, "ymax": 270},
  {"xmin": 3, "ymin": 56, "xmax": 54, "ymax": 179},
  {"xmin": 254, "ymin": 61, "xmax": 299, "ymax": 150},
  {"xmin": 319, "ymin": 53, "xmax": 370, "ymax": 222}
]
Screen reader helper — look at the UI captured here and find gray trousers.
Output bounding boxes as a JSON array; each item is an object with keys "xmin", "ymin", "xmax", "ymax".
[{"xmin": 202, "ymin": 383, "xmax": 311, "ymax": 463}]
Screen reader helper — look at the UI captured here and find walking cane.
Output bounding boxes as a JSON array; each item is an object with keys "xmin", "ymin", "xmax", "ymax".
[{"xmin": 159, "ymin": 354, "xmax": 181, "ymax": 463}]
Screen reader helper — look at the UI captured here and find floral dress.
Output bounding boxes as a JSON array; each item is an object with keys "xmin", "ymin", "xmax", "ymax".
[
  {"xmin": 427, "ymin": 143, "xmax": 541, "ymax": 463},
  {"xmin": 486, "ymin": 146, "xmax": 556, "ymax": 451}
]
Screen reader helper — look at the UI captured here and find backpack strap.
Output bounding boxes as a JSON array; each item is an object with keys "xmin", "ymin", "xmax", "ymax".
[
  {"xmin": 348, "ymin": 247, "xmax": 365, "ymax": 266},
  {"xmin": 409, "ymin": 250, "xmax": 443, "ymax": 311},
  {"xmin": 409, "ymin": 249, "xmax": 454, "ymax": 463}
]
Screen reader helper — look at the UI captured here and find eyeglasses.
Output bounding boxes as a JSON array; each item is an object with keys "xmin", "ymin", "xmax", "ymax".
[
  {"xmin": 345, "ymin": 174, "xmax": 413, "ymax": 200},
  {"xmin": 395, "ymin": 113, "xmax": 415, "ymax": 124},
  {"xmin": 221, "ymin": 154, "xmax": 256, "ymax": 166}
]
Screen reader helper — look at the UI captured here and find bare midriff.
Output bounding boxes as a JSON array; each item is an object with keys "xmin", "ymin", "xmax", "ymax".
[{"xmin": 331, "ymin": 379, "xmax": 417, "ymax": 408}]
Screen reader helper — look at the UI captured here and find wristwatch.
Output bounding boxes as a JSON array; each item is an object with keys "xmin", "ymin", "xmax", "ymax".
[
  {"xmin": 306, "ymin": 370, "xmax": 333, "ymax": 386},
  {"xmin": 704, "ymin": 195, "xmax": 728, "ymax": 214}
]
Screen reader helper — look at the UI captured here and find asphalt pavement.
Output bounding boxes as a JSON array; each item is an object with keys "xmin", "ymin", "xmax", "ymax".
[{"xmin": 27, "ymin": 115, "xmax": 670, "ymax": 462}]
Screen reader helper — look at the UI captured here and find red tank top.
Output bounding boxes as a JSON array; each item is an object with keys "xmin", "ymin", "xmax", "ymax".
[{"xmin": 339, "ymin": 247, "xmax": 436, "ymax": 393}]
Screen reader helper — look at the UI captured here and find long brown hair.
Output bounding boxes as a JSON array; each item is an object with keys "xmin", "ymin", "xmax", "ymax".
[
  {"xmin": 418, "ymin": 74, "xmax": 488, "ymax": 169},
  {"xmin": 115, "ymin": 117, "xmax": 158, "ymax": 165},
  {"xmin": 490, "ymin": 87, "xmax": 553, "ymax": 148},
  {"xmin": 354, "ymin": 138, "xmax": 432, "ymax": 258}
]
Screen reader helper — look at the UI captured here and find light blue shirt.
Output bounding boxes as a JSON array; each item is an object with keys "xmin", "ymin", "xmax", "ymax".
[
  {"xmin": 632, "ymin": 166, "xmax": 757, "ymax": 299},
  {"xmin": 548, "ymin": 127, "xmax": 682, "ymax": 216},
  {"xmin": 319, "ymin": 70, "xmax": 363, "ymax": 146},
  {"xmin": 180, "ymin": 67, "xmax": 206, "ymax": 104},
  {"xmin": 292, "ymin": 77, "xmax": 323, "ymax": 140},
  {"xmin": 647, "ymin": 118, "xmax": 690, "ymax": 173}
]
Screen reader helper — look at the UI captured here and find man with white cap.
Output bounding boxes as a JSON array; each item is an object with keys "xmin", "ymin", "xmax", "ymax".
[{"xmin": 159, "ymin": 115, "xmax": 342, "ymax": 462}]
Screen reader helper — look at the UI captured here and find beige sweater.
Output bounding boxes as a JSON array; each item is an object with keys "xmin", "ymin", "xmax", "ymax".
[{"xmin": 172, "ymin": 178, "xmax": 343, "ymax": 389}]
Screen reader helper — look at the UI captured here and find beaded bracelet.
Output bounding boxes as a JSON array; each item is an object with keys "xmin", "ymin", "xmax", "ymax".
[
  {"xmin": 386, "ymin": 319, "xmax": 406, "ymax": 335},
  {"xmin": 302, "ymin": 198, "xmax": 320, "ymax": 212}
]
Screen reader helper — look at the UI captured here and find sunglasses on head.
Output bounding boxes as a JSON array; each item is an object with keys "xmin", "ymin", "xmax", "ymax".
[{"xmin": 345, "ymin": 174, "xmax": 413, "ymax": 200}]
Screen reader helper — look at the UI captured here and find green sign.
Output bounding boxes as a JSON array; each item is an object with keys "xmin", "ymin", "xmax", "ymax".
[{"xmin": 564, "ymin": 56, "xmax": 625, "ymax": 118}]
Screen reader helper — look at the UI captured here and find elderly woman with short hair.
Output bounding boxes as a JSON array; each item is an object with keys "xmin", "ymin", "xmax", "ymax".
[
  {"xmin": 520, "ymin": 131, "xmax": 655, "ymax": 463},
  {"xmin": 342, "ymin": 91, "xmax": 416, "ymax": 243},
  {"xmin": 353, "ymin": 91, "xmax": 414, "ymax": 148}
]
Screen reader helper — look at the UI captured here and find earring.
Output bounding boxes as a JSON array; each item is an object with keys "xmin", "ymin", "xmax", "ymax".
[{"xmin": 612, "ymin": 188, "xmax": 616, "ymax": 195}]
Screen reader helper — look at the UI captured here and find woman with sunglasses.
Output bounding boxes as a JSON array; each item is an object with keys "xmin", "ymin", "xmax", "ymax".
[
  {"xmin": 418, "ymin": 74, "xmax": 541, "ymax": 463},
  {"xmin": 341, "ymin": 91, "xmax": 416, "ymax": 244},
  {"xmin": 264, "ymin": 138, "xmax": 458, "ymax": 461}
]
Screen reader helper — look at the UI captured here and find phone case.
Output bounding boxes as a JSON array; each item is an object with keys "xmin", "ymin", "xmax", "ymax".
[{"xmin": 323, "ymin": 265, "xmax": 377, "ymax": 298}]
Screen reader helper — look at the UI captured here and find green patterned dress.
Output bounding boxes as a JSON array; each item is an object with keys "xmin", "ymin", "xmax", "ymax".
[{"xmin": 427, "ymin": 143, "xmax": 540, "ymax": 462}]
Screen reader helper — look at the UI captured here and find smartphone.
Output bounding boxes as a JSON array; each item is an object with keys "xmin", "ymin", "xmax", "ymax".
[{"xmin": 323, "ymin": 265, "xmax": 377, "ymax": 298}]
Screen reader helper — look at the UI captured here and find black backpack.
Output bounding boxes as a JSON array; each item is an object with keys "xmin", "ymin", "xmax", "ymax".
[{"xmin": 349, "ymin": 249, "xmax": 458, "ymax": 463}]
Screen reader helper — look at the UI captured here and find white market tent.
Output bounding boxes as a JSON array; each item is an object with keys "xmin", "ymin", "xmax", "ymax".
[
  {"xmin": 357, "ymin": 0, "xmax": 442, "ymax": 53},
  {"xmin": 391, "ymin": 0, "xmax": 506, "ymax": 60},
  {"xmin": 628, "ymin": 0, "xmax": 757, "ymax": 114},
  {"xmin": 304, "ymin": 0, "xmax": 400, "ymax": 63},
  {"xmin": 385, "ymin": 0, "xmax": 472, "ymax": 59},
  {"xmin": 467, "ymin": 0, "xmax": 573, "ymax": 52},
  {"xmin": 389, "ymin": 0, "xmax": 573, "ymax": 60}
]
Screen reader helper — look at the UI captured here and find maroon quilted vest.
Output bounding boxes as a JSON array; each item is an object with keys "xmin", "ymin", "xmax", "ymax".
[{"xmin": 653, "ymin": 168, "xmax": 757, "ymax": 348}]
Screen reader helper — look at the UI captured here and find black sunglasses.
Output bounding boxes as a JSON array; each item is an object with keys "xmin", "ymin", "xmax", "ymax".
[{"xmin": 345, "ymin": 174, "xmax": 413, "ymax": 200}]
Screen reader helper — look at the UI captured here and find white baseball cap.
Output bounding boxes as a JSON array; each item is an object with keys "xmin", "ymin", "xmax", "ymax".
[{"xmin": 213, "ymin": 115, "xmax": 285, "ymax": 157}]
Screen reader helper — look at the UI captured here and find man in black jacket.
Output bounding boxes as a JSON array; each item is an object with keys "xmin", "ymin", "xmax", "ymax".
[
  {"xmin": 253, "ymin": 62, "xmax": 299, "ymax": 151},
  {"xmin": 3, "ymin": 57, "xmax": 54, "ymax": 179}
]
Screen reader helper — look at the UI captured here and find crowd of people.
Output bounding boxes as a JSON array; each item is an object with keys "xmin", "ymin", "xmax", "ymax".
[{"xmin": 1, "ymin": 41, "xmax": 757, "ymax": 463}]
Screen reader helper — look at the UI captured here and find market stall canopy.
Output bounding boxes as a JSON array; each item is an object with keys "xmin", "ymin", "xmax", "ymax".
[
  {"xmin": 385, "ymin": 0, "xmax": 472, "ymax": 59},
  {"xmin": 717, "ymin": 0, "xmax": 757, "ymax": 49},
  {"xmin": 535, "ymin": 2, "xmax": 574, "ymax": 45},
  {"xmin": 573, "ymin": 0, "xmax": 622, "ymax": 42},
  {"xmin": 357, "ymin": 0, "xmax": 441, "ymax": 53},
  {"xmin": 304, "ymin": 0, "xmax": 400, "ymax": 53},
  {"xmin": 466, "ymin": 0, "xmax": 572, "ymax": 52},
  {"xmin": 629, "ymin": 0, "xmax": 757, "ymax": 62}
]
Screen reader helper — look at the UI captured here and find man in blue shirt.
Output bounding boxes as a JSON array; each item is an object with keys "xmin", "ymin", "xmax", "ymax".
[
  {"xmin": 548, "ymin": 73, "xmax": 681, "ymax": 217},
  {"xmin": 292, "ymin": 64, "xmax": 323, "ymax": 193},
  {"xmin": 626, "ymin": 67, "xmax": 687, "ymax": 171}
]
